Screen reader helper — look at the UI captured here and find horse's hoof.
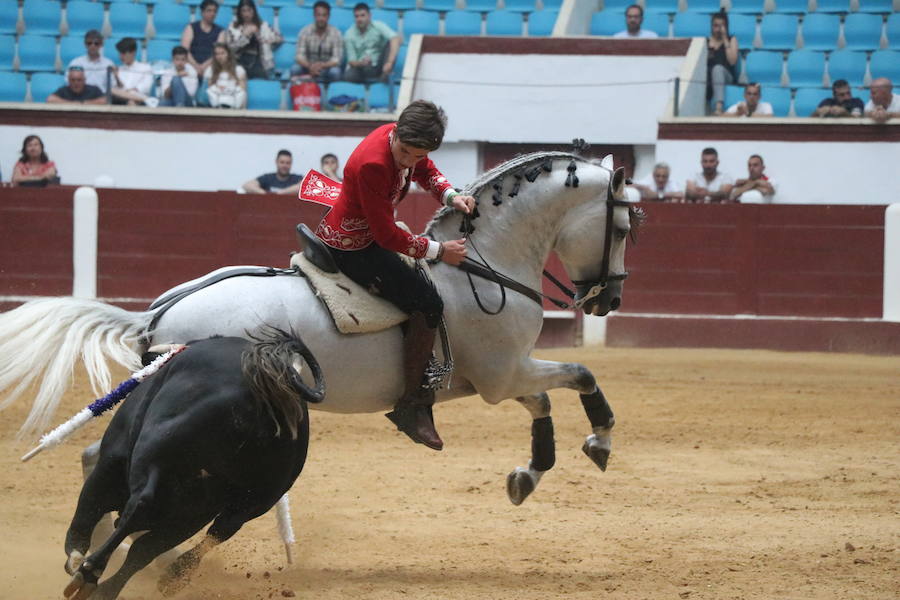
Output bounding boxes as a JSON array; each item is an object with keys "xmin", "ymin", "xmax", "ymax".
[
  {"xmin": 65, "ymin": 550, "xmax": 85, "ymax": 576},
  {"xmin": 582, "ymin": 434, "xmax": 611, "ymax": 472},
  {"xmin": 64, "ymin": 571, "xmax": 97, "ymax": 600},
  {"xmin": 506, "ymin": 467, "xmax": 536, "ymax": 506}
]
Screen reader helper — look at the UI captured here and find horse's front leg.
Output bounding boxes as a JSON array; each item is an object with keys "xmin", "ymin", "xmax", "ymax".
[
  {"xmin": 507, "ymin": 393, "xmax": 555, "ymax": 506},
  {"xmin": 507, "ymin": 358, "xmax": 615, "ymax": 472}
]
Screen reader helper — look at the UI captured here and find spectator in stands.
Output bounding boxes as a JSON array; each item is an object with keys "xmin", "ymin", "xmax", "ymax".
[
  {"xmin": 723, "ymin": 83, "xmax": 773, "ymax": 118},
  {"xmin": 707, "ymin": 11, "xmax": 738, "ymax": 116},
  {"xmin": 11, "ymin": 135, "xmax": 58, "ymax": 187},
  {"xmin": 320, "ymin": 152, "xmax": 342, "ymax": 181},
  {"xmin": 68, "ymin": 30, "xmax": 115, "ymax": 95},
  {"xmin": 730, "ymin": 154, "xmax": 775, "ymax": 203},
  {"xmin": 242, "ymin": 149, "xmax": 303, "ymax": 194},
  {"xmin": 223, "ymin": 0, "xmax": 282, "ymax": 80},
  {"xmin": 865, "ymin": 77, "xmax": 900, "ymax": 124},
  {"xmin": 613, "ymin": 5, "xmax": 658, "ymax": 39},
  {"xmin": 632, "ymin": 162, "xmax": 683, "ymax": 202},
  {"xmin": 292, "ymin": 1, "xmax": 343, "ymax": 83},
  {"xmin": 343, "ymin": 3, "xmax": 401, "ymax": 83},
  {"xmin": 182, "ymin": 0, "xmax": 224, "ymax": 80},
  {"xmin": 110, "ymin": 38, "xmax": 156, "ymax": 107},
  {"xmin": 813, "ymin": 79, "xmax": 864, "ymax": 118},
  {"xmin": 685, "ymin": 147, "xmax": 733, "ymax": 203},
  {"xmin": 47, "ymin": 66, "xmax": 106, "ymax": 105},
  {"xmin": 205, "ymin": 42, "xmax": 247, "ymax": 108},
  {"xmin": 160, "ymin": 46, "xmax": 199, "ymax": 107}
]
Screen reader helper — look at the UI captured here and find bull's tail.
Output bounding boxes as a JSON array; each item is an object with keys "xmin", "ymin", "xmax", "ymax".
[
  {"xmin": 0, "ymin": 297, "xmax": 152, "ymax": 438},
  {"xmin": 242, "ymin": 327, "xmax": 325, "ymax": 440}
]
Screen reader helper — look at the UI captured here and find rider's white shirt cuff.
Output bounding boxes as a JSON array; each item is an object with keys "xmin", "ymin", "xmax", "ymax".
[
  {"xmin": 442, "ymin": 189, "xmax": 457, "ymax": 207},
  {"xmin": 425, "ymin": 239, "xmax": 441, "ymax": 260}
]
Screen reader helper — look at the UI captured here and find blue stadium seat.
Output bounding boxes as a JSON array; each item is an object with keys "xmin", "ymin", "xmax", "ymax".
[
  {"xmin": 724, "ymin": 84, "xmax": 744, "ymax": 108},
  {"xmin": 30, "ymin": 71, "xmax": 65, "ymax": 101},
  {"xmin": 17, "ymin": 34, "xmax": 58, "ymax": 72},
  {"xmin": 151, "ymin": 3, "xmax": 190, "ymax": 40},
  {"xmin": 541, "ymin": 0, "xmax": 563, "ymax": 8},
  {"xmin": 0, "ymin": 35, "xmax": 15, "ymax": 70},
  {"xmin": 827, "ymin": 49, "xmax": 866, "ymax": 86},
  {"xmin": 684, "ymin": 0, "xmax": 721, "ymax": 12},
  {"xmin": 109, "ymin": 4, "xmax": 150, "ymax": 39},
  {"xmin": 65, "ymin": 1, "xmax": 105, "ymax": 38},
  {"xmin": 800, "ymin": 13, "xmax": 840, "ymax": 50},
  {"xmin": 841, "ymin": 13, "xmax": 884, "ymax": 51},
  {"xmin": 22, "ymin": 0, "xmax": 62, "ymax": 36},
  {"xmin": 730, "ymin": 14, "xmax": 759, "ymax": 48},
  {"xmin": 421, "ymin": 0, "xmax": 457, "ymax": 12},
  {"xmin": 145, "ymin": 38, "xmax": 175, "ymax": 63},
  {"xmin": 367, "ymin": 81, "xmax": 394, "ymax": 110},
  {"xmin": 272, "ymin": 41, "xmax": 295, "ymax": 78},
  {"xmin": 392, "ymin": 43, "xmax": 407, "ymax": 79},
  {"xmin": 772, "ymin": 0, "xmax": 809, "ymax": 13},
  {"xmin": 786, "ymin": 49, "xmax": 826, "ymax": 86},
  {"xmin": 262, "ymin": 0, "xmax": 296, "ymax": 6},
  {"xmin": 382, "ymin": 0, "xmax": 417, "ymax": 10},
  {"xmin": 0, "ymin": 3, "xmax": 19, "ymax": 36},
  {"xmin": 402, "ymin": 10, "xmax": 440, "ymax": 35},
  {"xmin": 643, "ymin": 12, "xmax": 670, "ymax": 37},
  {"xmin": 371, "ymin": 9, "xmax": 399, "ymax": 31},
  {"xmin": 485, "ymin": 10, "xmax": 522, "ymax": 35},
  {"xmin": 762, "ymin": 85, "xmax": 791, "ymax": 115},
  {"xmin": 330, "ymin": 8, "xmax": 354, "ymax": 32},
  {"xmin": 856, "ymin": 0, "xmax": 893, "ymax": 12},
  {"xmin": 59, "ymin": 36, "xmax": 86, "ymax": 66},
  {"xmin": 257, "ymin": 6, "xmax": 275, "ymax": 26},
  {"xmin": 644, "ymin": 0, "xmax": 678, "ymax": 14},
  {"xmin": 278, "ymin": 7, "xmax": 313, "ymax": 40},
  {"xmin": 444, "ymin": 10, "xmax": 482, "ymax": 34},
  {"xmin": 674, "ymin": 12, "xmax": 711, "ymax": 38},
  {"xmin": 215, "ymin": 7, "xmax": 234, "ymax": 30},
  {"xmin": 888, "ymin": 14, "xmax": 900, "ymax": 50},
  {"xmin": 181, "ymin": 0, "xmax": 204, "ymax": 5},
  {"xmin": 793, "ymin": 87, "xmax": 832, "ymax": 115},
  {"xmin": 325, "ymin": 80, "xmax": 366, "ymax": 110},
  {"xmin": 527, "ymin": 9, "xmax": 557, "ymax": 36},
  {"xmin": 811, "ymin": 0, "xmax": 850, "ymax": 12},
  {"xmin": 504, "ymin": 0, "xmax": 536, "ymax": 12},
  {"xmin": 729, "ymin": 0, "xmax": 766, "ymax": 14},
  {"xmin": 745, "ymin": 50, "xmax": 785, "ymax": 85},
  {"xmin": 219, "ymin": 0, "xmax": 241, "ymax": 6},
  {"xmin": 869, "ymin": 49, "xmax": 900, "ymax": 81},
  {"xmin": 464, "ymin": 0, "xmax": 498, "ymax": 12},
  {"xmin": 759, "ymin": 14, "xmax": 799, "ymax": 50},
  {"xmin": 590, "ymin": 11, "xmax": 623, "ymax": 36},
  {"xmin": 247, "ymin": 78, "xmax": 282, "ymax": 109},
  {"xmin": 0, "ymin": 71, "xmax": 27, "ymax": 101},
  {"xmin": 601, "ymin": 0, "xmax": 632, "ymax": 10}
]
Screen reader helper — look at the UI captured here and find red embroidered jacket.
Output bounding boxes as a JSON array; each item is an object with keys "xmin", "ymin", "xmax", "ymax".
[{"xmin": 315, "ymin": 123, "xmax": 455, "ymax": 259}]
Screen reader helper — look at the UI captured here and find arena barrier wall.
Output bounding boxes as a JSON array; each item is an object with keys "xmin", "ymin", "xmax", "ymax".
[{"xmin": 1, "ymin": 188, "xmax": 896, "ymax": 352}]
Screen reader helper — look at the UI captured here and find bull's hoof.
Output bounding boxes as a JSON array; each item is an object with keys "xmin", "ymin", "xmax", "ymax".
[
  {"xmin": 506, "ymin": 467, "xmax": 536, "ymax": 506},
  {"xmin": 582, "ymin": 433, "xmax": 611, "ymax": 472},
  {"xmin": 64, "ymin": 570, "xmax": 97, "ymax": 600}
]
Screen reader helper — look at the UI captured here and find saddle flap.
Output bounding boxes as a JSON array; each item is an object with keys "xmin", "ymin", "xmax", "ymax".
[{"xmin": 295, "ymin": 223, "xmax": 339, "ymax": 274}]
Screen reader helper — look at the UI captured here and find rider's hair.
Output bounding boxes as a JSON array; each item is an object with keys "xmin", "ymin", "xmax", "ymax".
[{"xmin": 396, "ymin": 100, "xmax": 447, "ymax": 152}]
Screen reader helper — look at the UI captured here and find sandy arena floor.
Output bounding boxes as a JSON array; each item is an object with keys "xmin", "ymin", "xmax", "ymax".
[{"xmin": 1, "ymin": 346, "xmax": 897, "ymax": 600}]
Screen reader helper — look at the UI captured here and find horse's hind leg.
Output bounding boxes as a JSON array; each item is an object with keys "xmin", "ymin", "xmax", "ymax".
[{"xmin": 507, "ymin": 393, "xmax": 555, "ymax": 506}]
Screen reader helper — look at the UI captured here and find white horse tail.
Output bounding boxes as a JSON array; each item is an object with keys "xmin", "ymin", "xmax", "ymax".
[{"xmin": 0, "ymin": 297, "xmax": 152, "ymax": 438}]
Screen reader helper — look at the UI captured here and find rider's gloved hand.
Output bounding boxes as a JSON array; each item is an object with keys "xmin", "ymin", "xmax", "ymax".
[{"xmin": 439, "ymin": 239, "xmax": 468, "ymax": 266}]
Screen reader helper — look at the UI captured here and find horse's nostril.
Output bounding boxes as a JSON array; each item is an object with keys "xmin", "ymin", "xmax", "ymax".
[{"xmin": 610, "ymin": 297, "xmax": 621, "ymax": 311}]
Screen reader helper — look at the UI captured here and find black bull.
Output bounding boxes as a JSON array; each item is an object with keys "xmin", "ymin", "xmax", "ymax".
[{"xmin": 63, "ymin": 331, "xmax": 324, "ymax": 600}]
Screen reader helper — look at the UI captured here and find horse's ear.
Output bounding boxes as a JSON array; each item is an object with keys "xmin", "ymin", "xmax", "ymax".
[
  {"xmin": 600, "ymin": 154, "xmax": 614, "ymax": 170},
  {"xmin": 612, "ymin": 167, "xmax": 626, "ymax": 199}
]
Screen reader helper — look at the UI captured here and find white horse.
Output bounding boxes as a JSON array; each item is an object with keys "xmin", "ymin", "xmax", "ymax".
[{"xmin": 0, "ymin": 151, "xmax": 640, "ymax": 505}]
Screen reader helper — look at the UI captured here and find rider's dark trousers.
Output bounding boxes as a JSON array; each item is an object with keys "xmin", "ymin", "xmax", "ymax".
[{"xmin": 327, "ymin": 244, "xmax": 443, "ymax": 328}]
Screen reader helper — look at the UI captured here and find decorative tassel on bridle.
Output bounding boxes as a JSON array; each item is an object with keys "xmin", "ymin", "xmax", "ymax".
[
  {"xmin": 509, "ymin": 170, "xmax": 523, "ymax": 198},
  {"xmin": 565, "ymin": 160, "xmax": 579, "ymax": 188},
  {"xmin": 20, "ymin": 345, "xmax": 188, "ymax": 462},
  {"xmin": 492, "ymin": 175, "xmax": 504, "ymax": 206}
]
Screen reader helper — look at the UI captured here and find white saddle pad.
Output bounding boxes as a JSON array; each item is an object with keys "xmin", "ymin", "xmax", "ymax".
[{"xmin": 290, "ymin": 252, "xmax": 409, "ymax": 334}]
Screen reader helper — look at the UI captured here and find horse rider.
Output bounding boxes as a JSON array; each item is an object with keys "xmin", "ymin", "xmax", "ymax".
[{"xmin": 314, "ymin": 99, "xmax": 476, "ymax": 451}]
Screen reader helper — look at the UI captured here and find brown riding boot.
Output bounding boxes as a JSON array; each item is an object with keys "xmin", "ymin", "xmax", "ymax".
[{"xmin": 385, "ymin": 312, "xmax": 443, "ymax": 451}]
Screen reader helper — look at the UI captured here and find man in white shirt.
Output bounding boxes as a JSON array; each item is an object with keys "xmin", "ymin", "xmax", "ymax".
[
  {"xmin": 67, "ymin": 30, "xmax": 115, "ymax": 95},
  {"xmin": 730, "ymin": 154, "xmax": 776, "ymax": 203},
  {"xmin": 613, "ymin": 5, "xmax": 659, "ymax": 39},
  {"xmin": 159, "ymin": 46, "xmax": 199, "ymax": 107},
  {"xmin": 724, "ymin": 83, "xmax": 773, "ymax": 118},
  {"xmin": 864, "ymin": 77, "xmax": 900, "ymax": 124},
  {"xmin": 110, "ymin": 37, "xmax": 156, "ymax": 107},
  {"xmin": 685, "ymin": 147, "xmax": 734, "ymax": 203},
  {"xmin": 632, "ymin": 162, "xmax": 684, "ymax": 202}
]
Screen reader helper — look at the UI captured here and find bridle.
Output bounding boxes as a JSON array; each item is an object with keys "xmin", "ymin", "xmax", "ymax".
[{"xmin": 452, "ymin": 177, "xmax": 629, "ymax": 315}]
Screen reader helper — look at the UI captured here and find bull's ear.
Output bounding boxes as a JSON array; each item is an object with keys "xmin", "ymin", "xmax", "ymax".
[
  {"xmin": 612, "ymin": 166, "xmax": 626, "ymax": 199},
  {"xmin": 600, "ymin": 154, "xmax": 614, "ymax": 170}
]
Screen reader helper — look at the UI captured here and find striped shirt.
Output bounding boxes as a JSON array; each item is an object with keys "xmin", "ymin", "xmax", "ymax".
[{"xmin": 296, "ymin": 24, "xmax": 343, "ymax": 65}]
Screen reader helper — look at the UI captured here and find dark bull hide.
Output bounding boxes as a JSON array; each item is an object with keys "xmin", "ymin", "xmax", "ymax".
[{"xmin": 63, "ymin": 330, "xmax": 324, "ymax": 600}]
